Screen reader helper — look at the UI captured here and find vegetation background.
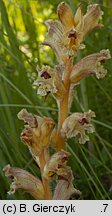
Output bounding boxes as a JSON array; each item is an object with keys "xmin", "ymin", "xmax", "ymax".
[{"xmin": 0, "ymin": 0, "xmax": 112, "ymax": 200}]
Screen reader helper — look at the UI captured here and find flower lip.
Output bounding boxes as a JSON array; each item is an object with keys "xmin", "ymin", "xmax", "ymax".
[
  {"xmin": 61, "ymin": 110, "xmax": 95, "ymax": 144},
  {"xmin": 53, "ymin": 166, "xmax": 81, "ymax": 200},
  {"xmin": 43, "ymin": 150, "xmax": 70, "ymax": 180},
  {"xmin": 33, "ymin": 64, "xmax": 66, "ymax": 98},
  {"xmin": 79, "ymin": 117, "xmax": 89, "ymax": 125}
]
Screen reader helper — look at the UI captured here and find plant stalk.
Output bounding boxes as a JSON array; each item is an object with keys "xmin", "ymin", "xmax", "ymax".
[
  {"xmin": 56, "ymin": 57, "xmax": 73, "ymax": 150},
  {"xmin": 39, "ymin": 149, "xmax": 52, "ymax": 199}
]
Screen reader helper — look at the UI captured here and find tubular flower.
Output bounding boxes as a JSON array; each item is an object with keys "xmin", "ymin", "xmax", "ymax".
[
  {"xmin": 53, "ymin": 168, "xmax": 81, "ymax": 200},
  {"xmin": 61, "ymin": 110, "xmax": 95, "ymax": 144},
  {"xmin": 42, "ymin": 20, "xmax": 68, "ymax": 64},
  {"xmin": 33, "ymin": 65, "xmax": 66, "ymax": 98},
  {"xmin": 43, "ymin": 2, "xmax": 103, "ymax": 63},
  {"xmin": 3, "ymin": 165, "xmax": 44, "ymax": 199},
  {"xmin": 57, "ymin": 2, "xmax": 103, "ymax": 50},
  {"xmin": 43, "ymin": 150, "xmax": 70, "ymax": 180},
  {"xmin": 17, "ymin": 109, "xmax": 55, "ymax": 156},
  {"xmin": 82, "ymin": 4, "xmax": 103, "ymax": 37},
  {"xmin": 70, "ymin": 49, "xmax": 111, "ymax": 84}
]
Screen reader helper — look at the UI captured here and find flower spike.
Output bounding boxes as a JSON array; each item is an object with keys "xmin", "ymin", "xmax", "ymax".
[{"xmin": 3, "ymin": 1, "xmax": 111, "ymax": 200}]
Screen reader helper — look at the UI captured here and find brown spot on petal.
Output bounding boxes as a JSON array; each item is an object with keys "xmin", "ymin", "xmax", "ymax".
[
  {"xmin": 61, "ymin": 155, "xmax": 69, "ymax": 163},
  {"xmin": 57, "ymin": 2, "xmax": 74, "ymax": 31},
  {"xmin": 100, "ymin": 59, "xmax": 106, "ymax": 64},
  {"xmin": 41, "ymin": 71, "xmax": 51, "ymax": 79},
  {"xmin": 79, "ymin": 117, "xmax": 89, "ymax": 125},
  {"xmin": 68, "ymin": 30, "xmax": 77, "ymax": 39}
]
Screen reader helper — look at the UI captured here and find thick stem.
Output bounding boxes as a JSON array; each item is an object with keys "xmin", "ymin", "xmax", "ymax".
[
  {"xmin": 39, "ymin": 149, "xmax": 52, "ymax": 199},
  {"xmin": 56, "ymin": 58, "xmax": 73, "ymax": 150},
  {"xmin": 56, "ymin": 92, "xmax": 69, "ymax": 150}
]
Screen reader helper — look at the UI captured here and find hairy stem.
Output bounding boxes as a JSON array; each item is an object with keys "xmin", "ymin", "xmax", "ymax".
[
  {"xmin": 39, "ymin": 149, "xmax": 52, "ymax": 199},
  {"xmin": 56, "ymin": 58, "xmax": 73, "ymax": 150}
]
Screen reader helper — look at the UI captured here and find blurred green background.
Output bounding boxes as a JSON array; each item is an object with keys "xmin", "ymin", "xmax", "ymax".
[{"xmin": 0, "ymin": 0, "xmax": 112, "ymax": 200}]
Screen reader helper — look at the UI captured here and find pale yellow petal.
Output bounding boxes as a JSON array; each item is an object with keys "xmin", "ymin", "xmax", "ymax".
[
  {"xmin": 43, "ymin": 150, "xmax": 70, "ymax": 180},
  {"xmin": 83, "ymin": 4, "xmax": 103, "ymax": 37},
  {"xmin": 57, "ymin": 2, "xmax": 74, "ymax": 31},
  {"xmin": 3, "ymin": 165, "xmax": 45, "ymax": 199},
  {"xmin": 74, "ymin": 6, "xmax": 82, "ymax": 26},
  {"xmin": 70, "ymin": 49, "xmax": 111, "ymax": 84}
]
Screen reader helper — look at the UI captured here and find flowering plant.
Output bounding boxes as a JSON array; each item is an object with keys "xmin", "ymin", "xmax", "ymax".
[{"xmin": 3, "ymin": 2, "xmax": 111, "ymax": 200}]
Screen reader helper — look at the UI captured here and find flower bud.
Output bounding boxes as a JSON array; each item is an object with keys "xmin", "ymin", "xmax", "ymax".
[
  {"xmin": 3, "ymin": 164, "xmax": 44, "ymax": 199},
  {"xmin": 70, "ymin": 49, "xmax": 111, "ymax": 84},
  {"xmin": 61, "ymin": 110, "xmax": 95, "ymax": 144}
]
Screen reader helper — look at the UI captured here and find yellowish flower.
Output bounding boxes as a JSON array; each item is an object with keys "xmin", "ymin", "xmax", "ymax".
[
  {"xmin": 43, "ymin": 150, "xmax": 70, "ymax": 180},
  {"xmin": 57, "ymin": 2, "xmax": 103, "ymax": 50},
  {"xmin": 70, "ymin": 49, "xmax": 111, "ymax": 84},
  {"xmin": 61, "ymin": 110, "xmax": 95, "ymax": 144},
  {"xmin": 43, "ymin": 2, "xmax": 103, "ymax": 63},
  {"xmin": 33, "ymin": 65, "xmax": 66, "ymax": 98},
  {"xmin": 18, "ymin": 109, "xmax": 55, "ymax": 157},
  {"xmin": 53, "ymin": 167, "xmax": 81, "ymax": 200},
  {"xmin": 3, "ymin": 165, "xmax": 44, "ymax": 199}
]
